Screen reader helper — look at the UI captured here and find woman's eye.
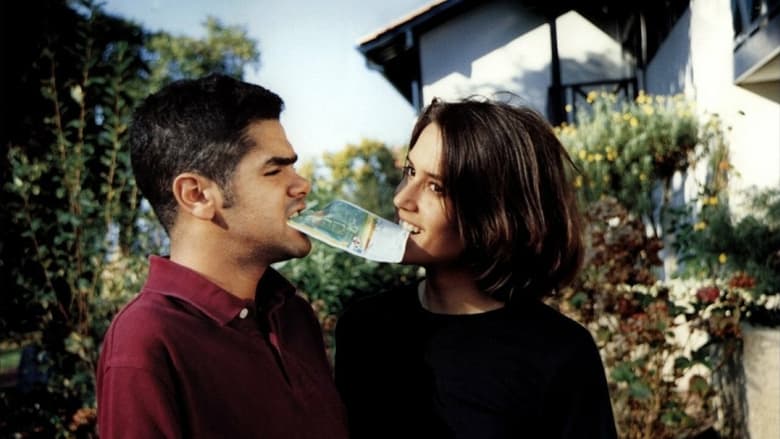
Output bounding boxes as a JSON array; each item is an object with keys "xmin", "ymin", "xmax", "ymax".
[
  {"xmin": 402, "ymin": 165, "xmax": 415, "ymax": 177},
  {"xmin": 428, "ymin": 182, "xmax": 444, "ymax": 194}
]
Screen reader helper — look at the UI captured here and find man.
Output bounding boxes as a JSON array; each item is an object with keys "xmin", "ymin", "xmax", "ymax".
[{"xmin": 96, "ymin": 74, "xmax": 348, "ymax": 438}]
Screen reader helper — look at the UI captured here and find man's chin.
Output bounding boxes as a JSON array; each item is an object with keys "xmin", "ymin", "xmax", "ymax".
[{"xmin": 290, "ymin": 236, "xmax": 312, "ymax": 258}]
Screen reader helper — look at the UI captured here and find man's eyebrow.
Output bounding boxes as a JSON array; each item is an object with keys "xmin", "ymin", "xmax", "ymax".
[
  {"xmin": 407, "ymin": 157, "xmax": 442, "ymax": 180},
  {"xmin": 264, "ymin": 155, "xmax": 298, "ymax": 167}
]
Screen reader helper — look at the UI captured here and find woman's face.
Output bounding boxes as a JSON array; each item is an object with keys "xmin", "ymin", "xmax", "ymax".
[{"xmin": 394, "ymin": 123, "xmax": 465, "ymax": 266}]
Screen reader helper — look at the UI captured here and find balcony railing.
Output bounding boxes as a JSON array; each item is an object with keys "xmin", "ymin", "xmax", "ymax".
[
  {"xmin": 550, "ymin": 77, "xmax": 639, "ymax": 125},
  {"xmin": 732, "ymin": 0, "xmax": 780, "ymax": 49}
]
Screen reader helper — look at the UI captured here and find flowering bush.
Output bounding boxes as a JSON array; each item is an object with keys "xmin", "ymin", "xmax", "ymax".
[
  {"xmin": 551, "ymin": 91, "xmax": 779, "ymax": 437},
  {"xmin": 556, "ymin": 91, "xmax": 700, "ymax": 222},
  {"xmin": 670, "ymin": 188, "xmax": 780, "ymax": 327},
  {"xmin": 547, "ymin": 197, "xmax": 771, "ymax": 438}
]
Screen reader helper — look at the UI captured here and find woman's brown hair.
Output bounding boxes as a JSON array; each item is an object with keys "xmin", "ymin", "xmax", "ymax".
[{"xmin": 408, "ymin": 97, "xmax": 583, "ymax": 302}]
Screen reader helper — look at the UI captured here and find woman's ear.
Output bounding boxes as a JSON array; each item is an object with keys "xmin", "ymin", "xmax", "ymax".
[{"xmin": 171, "ymin": 172, "xmax": 222, "ymax": 221}]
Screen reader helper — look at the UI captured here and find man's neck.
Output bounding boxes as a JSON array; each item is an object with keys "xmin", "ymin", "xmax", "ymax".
[{"xmin": 170, "ymin": 240, "xmax": 267, "ymax": 301}]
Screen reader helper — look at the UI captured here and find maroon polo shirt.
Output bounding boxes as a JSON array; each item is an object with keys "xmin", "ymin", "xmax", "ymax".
[{"xmin": 97, "ymin": 256, "xmax": 348, "ymax": 438}]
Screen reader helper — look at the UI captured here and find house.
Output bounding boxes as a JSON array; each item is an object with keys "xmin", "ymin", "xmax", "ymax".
[
  {"xmin": 358, "ymin": 1, "xmax": 779, "ymax": 437},
  {"xmin": 357, "ymin": 0, "xmax": 779, "ymax": 199}
]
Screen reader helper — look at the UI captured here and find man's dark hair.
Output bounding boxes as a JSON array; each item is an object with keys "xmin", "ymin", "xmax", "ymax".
[
  {"xmin": 129, "ymin": 73, "xmax": 284, "ymax": 232},
  {"xmin": 409, "ymin": 97, "xmax": 584, "ymax": 302}
]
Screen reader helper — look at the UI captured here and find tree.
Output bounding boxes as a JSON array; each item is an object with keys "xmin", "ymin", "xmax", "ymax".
[
  {"xmin": 1, "ymin": 0, "xmax": 262, "ymax": 435},
  {"xmin": 146, "ymin": 16, "xmax": 260, "ymax": 92}
]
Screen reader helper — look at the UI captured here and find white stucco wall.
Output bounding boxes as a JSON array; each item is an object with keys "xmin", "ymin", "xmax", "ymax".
[
  {"xmin": 418, "ymin": 1, "xmax": 632, "ymax": 116},
  {"xmin": 419, "ymin": 0, "xmax": 550, "ymax": 112},
  {"xmin": 556, "ymin": 11, "xmax": 634, "ymax": 84},
  {"xmin": 647, "ymin": 0, "xmax": 780, "ymax": 206}
]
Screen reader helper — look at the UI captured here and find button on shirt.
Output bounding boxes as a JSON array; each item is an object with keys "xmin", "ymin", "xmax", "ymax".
[{"xmin": 97, "ymin": 256, "xmax": 348, "ymax": 439}]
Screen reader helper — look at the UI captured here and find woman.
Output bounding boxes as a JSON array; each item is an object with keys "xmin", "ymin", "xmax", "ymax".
[{"xmin": 335, "ymin": 97, "xmax": 617, "ymax": 438}]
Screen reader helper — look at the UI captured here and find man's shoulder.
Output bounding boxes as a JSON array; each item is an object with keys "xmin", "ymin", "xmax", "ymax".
[{"xmin": 100, "ymin": 291, "xmax": 182, "ymax": 366}]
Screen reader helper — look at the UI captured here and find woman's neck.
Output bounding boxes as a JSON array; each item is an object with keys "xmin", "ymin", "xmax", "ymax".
[{"xmin": 419, "ymin": 267, "xmax": 505, "ymax": 315}]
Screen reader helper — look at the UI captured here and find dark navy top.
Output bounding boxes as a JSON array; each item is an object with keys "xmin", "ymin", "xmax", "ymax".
[{"xmin": 336, "ymin": 283, "xmax": 617, "ymax": 439}]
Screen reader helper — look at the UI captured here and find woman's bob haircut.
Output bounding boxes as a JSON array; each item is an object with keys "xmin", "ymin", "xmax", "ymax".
[{"xmin": 408, "ymin": 97, "xmax": 584, "ymax": 302}]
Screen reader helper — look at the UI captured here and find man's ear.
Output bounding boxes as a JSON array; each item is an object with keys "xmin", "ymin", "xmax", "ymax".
[{"xmin": 172, "ymin": 172, "xmax": 222, "ymax": 220}]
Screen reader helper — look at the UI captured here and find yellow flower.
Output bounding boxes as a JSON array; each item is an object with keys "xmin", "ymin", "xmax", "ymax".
[
  {"xmin": 565, "ymin": 104, "xmax": 573, "ymax": 113},
  {"xmin": 694, "ymin": 221, "xmax": 707, "ymax": 231},
  {"xmin": 623, "ymin": 113, "xmax": 632, "ymax": 121},
  {"xmin": 586, "ymin": 91, "xmax": 598, "ymax": 103},
  {"xmin": 594, "ymin": 153, "xmax": 603, "ymax": 162},
  {"xmin": 708, "ymin": 196, "xmax": 718, "ymax": 206},
  {"xmin": 639, "ymin": 173, "xmax": 647, "ymax": 181},
  {"xmin": 655, "ymin": 95, "xmax": 665, "ymax": 103},
  {"xmin": 636, "ymin": 90, "xmax": 647, "ymax": 105},
  {"xmin": 719, "ymin": 253, "xmax": 728, "ymax": 264},
  {"xmin": 642, "ymin": 105, "xmax": 654, "ymax": 115},
  {"xmin": 630, "ymin": 117, "xmax": 639, "ymax": 127},
  {"xmin": 602, "ymin": 175, "xmax": 610, "ymax": 182},
  {"xmin": 578, "ymin": 150, "xmax": 587, "ymax": 160},
  {"xmin": 574, "ymin": 175, "xmax": 583, "ymax": 188}
]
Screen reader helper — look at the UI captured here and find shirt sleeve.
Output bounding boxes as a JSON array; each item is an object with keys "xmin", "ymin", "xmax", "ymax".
[
  {"xmin": 542, "ymin": 333, "xmax": 618, "ymax": 439},
  {"xmin": 98, "ymin": 365, "xmax": 182, "ymax": 439}
]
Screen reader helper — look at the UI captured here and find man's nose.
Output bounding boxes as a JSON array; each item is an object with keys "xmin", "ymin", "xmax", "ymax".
[{"xmin": 290, "ymin": 173, "xmax": 311, "ymax": 198}]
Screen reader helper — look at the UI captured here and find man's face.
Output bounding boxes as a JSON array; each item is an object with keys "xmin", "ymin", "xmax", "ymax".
[{"xmin": 218, "ymin": 119, "xmax": 311, "ymax": 265}]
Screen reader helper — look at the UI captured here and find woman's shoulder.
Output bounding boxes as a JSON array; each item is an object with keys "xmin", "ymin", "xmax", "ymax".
[
  {"xmin": 337, "ymin": 283, "xmax": 419, "ymax": 328},
  {"xmin": 510, "ymin": 299, "xmax": 597, "ymax": 347}
]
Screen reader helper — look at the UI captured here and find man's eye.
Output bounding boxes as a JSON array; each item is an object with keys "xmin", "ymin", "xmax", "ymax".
[
  {"xmin": 264, "ymin": 169, "xmax": 281, "ymax": 176},
  {"xmin": 402, "ymin": 165, "xmax": 415, "ymax": 177}
]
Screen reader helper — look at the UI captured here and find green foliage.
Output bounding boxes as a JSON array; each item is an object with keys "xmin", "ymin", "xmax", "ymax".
[
  {"xmin": 670, "ymin": 188, "xmax": 780, "ymax": 324},
  {"xmin": 556, "ymin": 91, "xmax": 704, "ymax": 230},
  {"xmin": 549, "ymin": 92, "xmax": 772, "ymax": 436},
  {"xmin": 146, "ymin": 17, "xmax": 260, "ymax": 92},
  {"xmin": 1, "ymin": 0, "xmax": 263, "ymax": 436},
  {"xmin": 1, "ymin": 3, "xmax": 155, "ymax": 435},
  {"xmin": 548, "ymin": 197, "xmax": 737, "ymax": 438}
]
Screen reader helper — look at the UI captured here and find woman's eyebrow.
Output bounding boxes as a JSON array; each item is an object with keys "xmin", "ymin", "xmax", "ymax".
[{"xmin": 407, "ymin": 157, "xmax": 442, "ymax": 180}]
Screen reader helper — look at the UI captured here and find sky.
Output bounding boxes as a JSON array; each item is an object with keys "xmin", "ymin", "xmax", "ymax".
[{"xmin": 101, "ymin": 0, "xmax": 433, "ymax": 161}]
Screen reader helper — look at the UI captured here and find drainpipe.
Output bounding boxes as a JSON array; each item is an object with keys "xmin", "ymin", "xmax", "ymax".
[
  {"xmin": 548, "ymin": 13, "xmax": 565, "ymax": 125},
  {"xmin": 639, "ymin": 10, "xmax": 647, "ymax": 92}
]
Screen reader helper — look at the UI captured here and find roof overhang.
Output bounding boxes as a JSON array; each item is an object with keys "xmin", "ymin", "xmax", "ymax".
[
  {"xmin": 357, "ymin": 0, "xmax": 688, "ymax": 108},
  {"xmin": 356, "ymin": 0, "xmax": 475, "ymax": 108}
]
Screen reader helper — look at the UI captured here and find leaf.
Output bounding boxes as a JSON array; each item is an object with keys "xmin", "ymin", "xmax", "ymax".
[
  {"xmin": 628, "ymin": 380, "xmax": 653, "ymax": 400},
  {"xmin": 689, "ymin": 375, "xmax": 710, "ymax": 395},
  {"xmin": 610, "ymin": 362, "xmax": 635, "ymax": 382},
  {"xmin": 673, "ymin": 356, "xmax": 692, "ymax": 370}
]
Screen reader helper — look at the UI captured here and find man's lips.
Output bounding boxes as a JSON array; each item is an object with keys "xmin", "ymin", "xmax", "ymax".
[{"xmin": 287, "ymin": 204, "xmax": 306, "ymax": 219}]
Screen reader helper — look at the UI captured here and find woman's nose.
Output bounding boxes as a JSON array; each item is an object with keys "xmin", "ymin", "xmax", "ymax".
[{"xmin": 393, "ymin": 178, "xmax": 416, "ymax": 212}]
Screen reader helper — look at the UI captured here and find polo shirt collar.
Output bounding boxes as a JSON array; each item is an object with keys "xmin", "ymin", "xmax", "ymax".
[{"xmin": 143, "ymin": 256, "xmax": 295, "ymax": 326}]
